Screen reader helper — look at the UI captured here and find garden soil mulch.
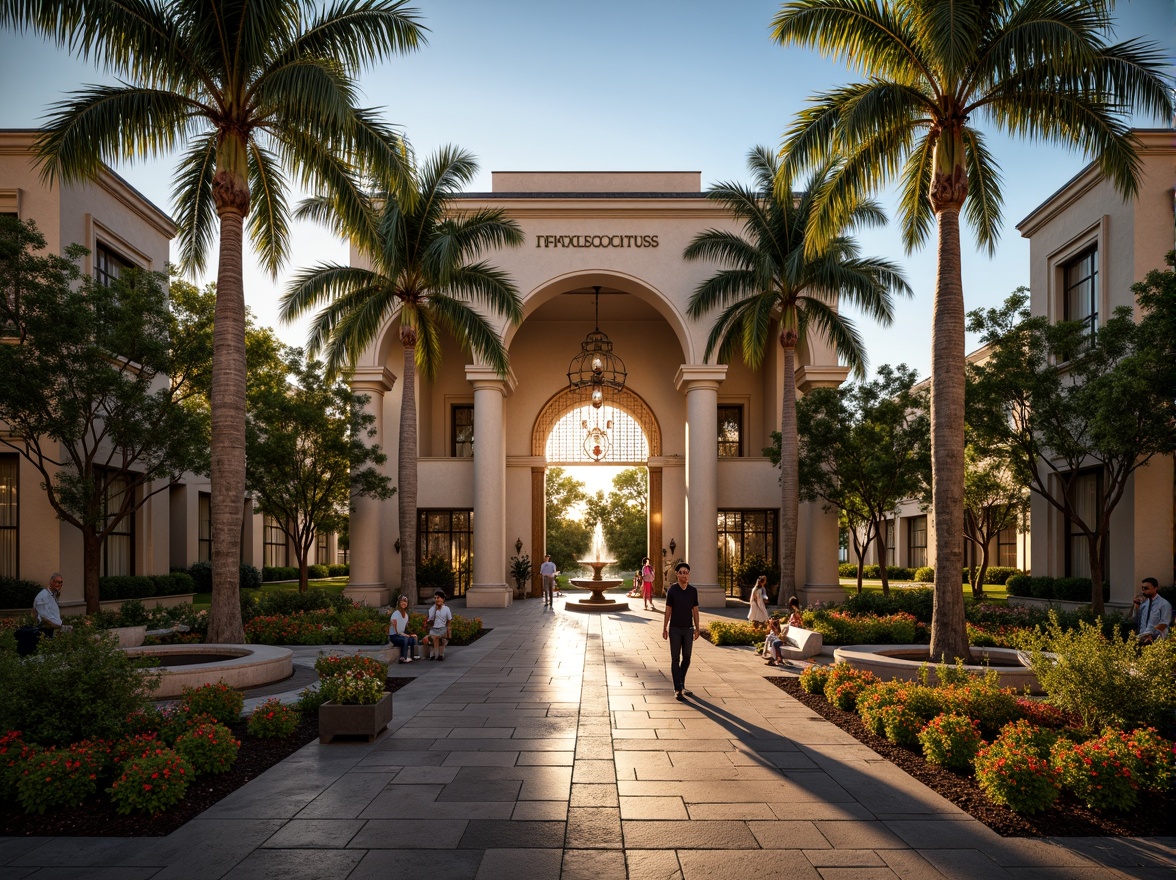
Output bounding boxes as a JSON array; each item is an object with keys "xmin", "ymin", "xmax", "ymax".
[
  {"xmin": 769, "ymin": 676, "xmax": 1176, "ymax": 838},
  {"xmin": 0, "ymin": 676, "xmax": 415, "ymax": 837}
]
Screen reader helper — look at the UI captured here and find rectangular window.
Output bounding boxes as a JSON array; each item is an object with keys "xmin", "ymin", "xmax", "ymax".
[
  {"xmin": 452, "ymin": 405, "xmax": 474, "ymax": 458},
  {"xmin": 997, "ymin": 525, "xmax": 1018, "ymax": 569},
  {"xmin": 197, "ymin": 493, "xmax": 212, "ymax": 563},
  {"xmin": 100, "ymin": 474, "xmax": 134, "ymax": 577},
  {"xmin": 1065, "ymin": 469, "xmax": 1102, "ymax": 578},
  {"xmin": 717, "ymin": 405, "xmax": 743, "ymax": 458},
  {"xmin": 907, "ymin": 515, "xmax": 927, "ymax": 569},
  {"xmin": 316, "ymin": 532, "xmax": 328, "ymax": 565},
  {"xmin": 1063, "ymin": 246, "xmax": 1098, "ymax": 337},
  {"xmin": 94, "ymin": 243, "xmax": 134, "ymax": 288},
  {"xmin": 263, "ymin": 515, "xmax": 288, "ymax": 568},
  {"xmin": 0, "ymin": 455, "xmax": 17, "ymax": 578},
  {"xmin": 716, "ymin": 509, "xmax": 778, "ymax": 597},
  {"xmin": 884, "ymin": 519, "xmax": 896, "ymax": 567},
  {"xmin": 418, "ymin": 509, "xmax": 473, "ymax": 596}
]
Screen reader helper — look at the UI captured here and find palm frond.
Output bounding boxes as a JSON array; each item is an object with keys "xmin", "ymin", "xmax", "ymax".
[
  {"xmin": 171, "ymin": 131, "xmax": 218, "ymax": 274},
  {"xmin": 291, "ymin": 0, "xmax": 427, "ymax": 71},
  {"xmin": 796, "ymin": 295, "xmax": 869, "ymax": 377},
  {"xmin": 426, "ymin": 294, "xmax": 510, "ymax": 377},
  {"xmin": 961, "ymin": 128, "xmax": 1004, "ymax": 255},
  {"xmin": 896, "ymin": 136, "xmax": 935, "ymax": 252},
  {"xmin": 246, "ymin": 142, "xmax": 291, "ymax": 276},
  {"xmin": 440, "ymin": 262, "xmax": 524, "ymax": 324}
]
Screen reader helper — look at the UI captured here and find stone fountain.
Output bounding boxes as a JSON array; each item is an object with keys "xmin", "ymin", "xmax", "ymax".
[{"xmin": 565, "ymin": 522, "xmax": 630, "ymax": 613}]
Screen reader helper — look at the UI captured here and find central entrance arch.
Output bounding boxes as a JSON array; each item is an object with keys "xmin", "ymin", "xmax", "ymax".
[{"xmin": 529, "ymin": 385, "xmax": 664, "ymax": 596}]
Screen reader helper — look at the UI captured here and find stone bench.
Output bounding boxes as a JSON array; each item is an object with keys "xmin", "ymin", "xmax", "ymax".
[{"xmin": 777, "ymin": 625, "xmax": 823, "ymax": 660}]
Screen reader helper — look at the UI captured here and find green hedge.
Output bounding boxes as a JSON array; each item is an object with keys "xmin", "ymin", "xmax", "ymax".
[
  {"xmin": 841, "ymin": 587, "xmax": 935, "ymax": 624},
  {"xmin": 1005, "ymin": 574, "xmax": 1108, "ymax": 603},
  {"xmin": 327, "ymin": 564, "xmax": 349, "ymax": 577},
  {"xmin": 187, "ymin": 562, "xmax": 262, "ymax": 593},
  {"xmin": 262, "ymin": 566, "xmax": 299, "ymax": 582},
  {"xmin": 0, "ymin": 576, "xmax": 43, "ymax": 609},
  {"xmin": 980, "ymin": 566, "xmax": 1021, "ymax": 585}
]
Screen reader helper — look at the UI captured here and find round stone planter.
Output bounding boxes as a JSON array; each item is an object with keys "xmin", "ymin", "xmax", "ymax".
[
  {"xmin": 319, "ymin": 692, "xmax": 393, "ymax": 744},
  {"xmin": 832, "ymin": 644, "xmax": 1043, "ymax": 694},
  {"xmin": 124, "ymin": 643, "xmax": 293, "ymax": 698}
]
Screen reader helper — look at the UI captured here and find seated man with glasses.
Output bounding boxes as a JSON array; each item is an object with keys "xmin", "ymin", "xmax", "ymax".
[{"xmin": 1132, "ymin": 578, "xmax": 1171, "ymax": 645}]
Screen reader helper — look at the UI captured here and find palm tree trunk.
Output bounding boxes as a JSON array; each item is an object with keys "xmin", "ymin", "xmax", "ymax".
[
  {"xmin": 779, "ymin": 342, "xmax": 798, "ymax": 606},
  {"xmin": 399, "ymin": 337, "xmax": 418, "ymax": 600},
  {"xmin": 928, "ymin": 205, "xmax": 970, "ymax": 662},
  {"xmin": 206, "ymin": 180, "xmax": 249, "ymax": 645}
]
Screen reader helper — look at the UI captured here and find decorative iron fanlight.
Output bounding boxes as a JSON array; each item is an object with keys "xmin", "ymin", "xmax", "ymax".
[{"xmin": 567, "ymin": 286, "xmax": 627, "ymax": 408}]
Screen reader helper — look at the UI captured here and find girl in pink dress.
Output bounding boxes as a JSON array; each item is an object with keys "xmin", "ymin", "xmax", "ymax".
[{"xmin": 640, "ymin": 556, "xmax": 655, "ymax": 610}]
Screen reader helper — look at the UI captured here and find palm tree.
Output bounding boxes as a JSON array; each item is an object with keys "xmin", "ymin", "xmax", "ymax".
[
  {"xmin": 772, "ymin": 0, "xmax": 1172, "ymax": 661},
  {"xmin": 3, "ymin": 0, "xmax": 426, "ymax": 642},
  {"xmin": 281, "ymin": 146, "xmax": 525, "ymax": 600},
  {"xmin": 684, "ymin": 146, "xmax": 909, "ymax": 605}
]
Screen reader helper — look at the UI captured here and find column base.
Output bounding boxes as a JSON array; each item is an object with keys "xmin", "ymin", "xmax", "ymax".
[
  {"xmin": 344, "ymin": 584, "xmax": 390, "ymax": 607},
  {"xmin": 694, "ymin": 584, "xmax": 726, "ymax": 608},
  {"xmin": 465, "ymin": 583, "xmax": 513, "ymax": 608},
  {"xmin": 800, "ymin": 583, "xmax": 846, "ymax": 606}
]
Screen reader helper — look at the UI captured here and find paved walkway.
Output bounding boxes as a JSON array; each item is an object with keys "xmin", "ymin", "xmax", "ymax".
[{"xmin": 2, "ymin": 599, "xmax": 1173, "ymax": 879}]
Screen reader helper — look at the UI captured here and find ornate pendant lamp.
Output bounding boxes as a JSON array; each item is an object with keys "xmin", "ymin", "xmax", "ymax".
[{"xmin": 567, "ymin": 286, "xmax": 627, "ymax": 409}]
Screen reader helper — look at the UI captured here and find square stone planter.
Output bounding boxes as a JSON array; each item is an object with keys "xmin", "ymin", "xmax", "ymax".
[{"xmin": 319, "ymin": 693, "xmax": 393, "ymax": 744}]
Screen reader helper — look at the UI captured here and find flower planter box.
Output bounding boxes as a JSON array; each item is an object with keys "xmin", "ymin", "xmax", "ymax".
[{"xmin": 319, "ymin": 693, "xmax": 393, "ymax": 744}]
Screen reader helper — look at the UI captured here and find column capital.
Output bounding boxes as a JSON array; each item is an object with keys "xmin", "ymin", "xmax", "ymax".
[
  {"xmin": 465, "ymin": 365, "xmax": 517, "ymax": 396},
  {"xmin": 674, "ymin": 364, "xmax": 727, "ymax": 393},
  {"xmin": 351, "ymin": 365, "xmax": 396, "ymax": 395},
  {"xmin": 795, "ymin": 364, "xmax": 851, "ymax": 393}
]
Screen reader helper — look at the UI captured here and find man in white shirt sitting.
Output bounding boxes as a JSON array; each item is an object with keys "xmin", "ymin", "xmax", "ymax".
[
  {"xmin": 1132, "ymin": 577, "xmax": 1172, "ymax": 645},
  {"xmin": 34, "ymin": 572, "xmax": 73, "ymax": 636}
]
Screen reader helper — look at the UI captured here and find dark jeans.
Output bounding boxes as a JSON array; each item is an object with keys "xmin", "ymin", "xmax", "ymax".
[
  {"xmin": 542, "ymin": 575, "xmax": 555, "ymax": 604},
  {"xmin": 388, "ymin": 632, "xmax": 418, "ymax": 658},
  {"xmin": 668, "ymin": 626, "xmax": 695, "ymax": 691}
]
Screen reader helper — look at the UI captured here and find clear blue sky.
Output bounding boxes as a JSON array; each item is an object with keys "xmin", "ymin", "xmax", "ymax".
[{"xmin": 1, "ymin": 0, "xmax": 1173, "ymax": 382}]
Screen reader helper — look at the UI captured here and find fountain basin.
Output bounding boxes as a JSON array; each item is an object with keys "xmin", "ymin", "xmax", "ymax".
[
  {"xmin": 832, "ymin": 644, "xmax": 1042, "ymax": 694},
  {"xmin": 125, "ymin": 643, "xmax": 294, "ymax": 698},
  {"xmin": 566, "ymin": 577, "xmax": 629, "ymax": 613}
]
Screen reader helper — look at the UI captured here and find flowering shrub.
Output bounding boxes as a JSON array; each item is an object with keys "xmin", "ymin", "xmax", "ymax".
[
  {"xmin": 108, "ymin": 748, "xmax": 192, "ymax": 815},
  {"xmin": 247, "ymin": 700, "xmax": 301, "ymax": 739},
  {"xmin": 974, "ymin": 721, "xmax": 1060, "ymax": 814},
  {"xmin": 173, "ymin": 722, "xmax": 239, "ymax": 776},
  {"xmin": 798, "ymin": 665, "xmax": 831, "ymax": 695},
  {"xmin": 705, "ymin": 620, "xmax": 763, "ymax": 646},
  {"xmin": 178, "ymin": 682, "xmax": 244, "ymax": 726},
  {"xmin": 822, "ymin": 664, "xmax": 878, "ymax": 711},
  {"xmin": 244, "ymin": 607, "xmax": 482, "ymax": 647},
  {"xmin": 1127, "ymin": 727, "xmax": 1176, "ymax": 794},
  {"xmin": 109, "ymin": 733, "xmax": 160, "ymax": 767},
  {"xmin": 879, "ymin": 702, "xmax": 930, "ymax": 747},
  {"xmin": 804, "ymin": 610, "xmax": 920, "ymax": 645},
  {"xmin": 15, "ymin": 743, "xmax": 105, "ymax": 813},
  {"xmin": 856, "ymin": 682, "xmax": 907, "ymax": 736},
  {"xmin": 1051, "ymin": 730, "xmax": 1141, "ymax": 812},
  {"xmin": 919, "ymin": 713, "xmax": 984, "ymax": 772},
  {"xmin": 937, "ymin": 682, "xmax": 1019, "ymax": 739},
  {"xmin": 296, "ymin": 685, "xmax": 329, "ymax": 713},
  {"xmin": 314, "ymin": 653, "xmax": 387, "ymax": 680},
  {"xmin": 319, "ymin": 670, "xmax": 385, "ymax": 705},
  {"xmin": 1014, "ymin": 698, "xmax": 1070, "ymax": 729},
  {"xmin": 158, "ymin": 707, "xmax": 219, "ymax": 745},
  {"xmin": 123, "ymin": 707, "xmax": 165, "ymax": 736},
  {"xmin": 340, "ymin": 619, "xmax": 388, "ymax": 644},
  {"xmin": 0, "ymin": 731, "xmax": 37, "ymax": 800}
]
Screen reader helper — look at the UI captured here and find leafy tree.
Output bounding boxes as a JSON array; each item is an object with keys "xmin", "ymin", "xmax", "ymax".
[
  {"xmin": 0, "ymin": 216, "xmax": 207, "ymax": 611},
  {"xmin": 585, "ymin": 467, "xmax": 648, "ymax": 574},
  {"xmin": 773, "ymin": 0, "xmax": 1172, "ymax": 660},
  {"xmin": 246, "ymin": 346, "xmax": 393, "ymax": 592},
  {"xmin": 780, "ymin": 364, "xmax": 931, "ymax": 597},
  {"xmin": 281, "ymin": 146, "xmax": 524, "ymax": 600},
  {"xmin": 967, "ymin": 284, "xmax": 1176, "ymax": 615},
  {"xmin": 4, "ymin": 0, "xmax": 426, "ymax": 643},
  {"xmin": 544, "ymin": 467, "xmax": 591, "ymax": 576},
  {"xmin": 685, "ymin": 146, "xmax": 908, "ymax": 604},
  {"xmin": 961, "ymin": 443, "xmax": 1027, "ymax": 599}
]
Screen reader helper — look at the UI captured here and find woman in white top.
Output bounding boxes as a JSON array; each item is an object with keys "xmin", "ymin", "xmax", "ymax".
[
  {"xmin": 387, "ymin": 595, "xmax": 419, "ymax": 663},
  {"xmin": 747, "ymin": 575, "xmax": 770, "ymax": 626}
]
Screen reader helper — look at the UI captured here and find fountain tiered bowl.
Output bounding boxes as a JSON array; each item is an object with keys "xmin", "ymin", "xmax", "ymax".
[{"xmin": 566, "ymin": 560, "xmax": 629, "ymax": 613}]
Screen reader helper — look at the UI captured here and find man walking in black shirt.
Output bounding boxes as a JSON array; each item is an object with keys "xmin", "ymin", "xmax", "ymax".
[{"xmin": 662, "ymin": 561, "xmax": 700, "ymax": 701}]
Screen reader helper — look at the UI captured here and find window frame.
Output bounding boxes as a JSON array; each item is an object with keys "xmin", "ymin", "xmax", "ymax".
[
  {"xmin": 263, "ymin": 515, "xmax": 289, "ymax": 568},
  {"xmin": 417, "ymin": 509, "xmax": 473, "ymax": 596},
  {"xmin": 717, "ymin": 508, "xmax": 778, "ymax": 596},
  {"xmin": 1062, "ymin": 245, "xmax": 1099, "ymax": 337},
  {"xmin": 100, "ymin": 472, "xmax": 135, "ymax": 577},
  {"xmin": 197, "ymin": 492, "xmax": 212, "ymax": 563},
  {"xmin": 94, "ymin": 242, "xmax": 134, "ymax": 289},
  {"xmin": 451, "ymin": 403, "xmax": 474, "ymax": 458},
  {"xmin": 717, "ymin": 404, "xmax": 744, "ymax": 458},
  {"xmin": 0, "ymin": 454, "xmax": 18, "ymax": 578},
  {"xmin": 997, "ymin": 525, "xmax": 1018, "ymax": 569},
  {"xmin": 907, "ymin": 515, "xmax": 927, "ymax": 569},
  {"xmin": 1064, "ymin": 468, "xmax": 1103, "ymax": 579}
]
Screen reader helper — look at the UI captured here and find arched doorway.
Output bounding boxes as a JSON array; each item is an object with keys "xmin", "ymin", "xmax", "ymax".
[{"xmin": 529, "ymin": 385, "xmax": 663, "ymax": 596}]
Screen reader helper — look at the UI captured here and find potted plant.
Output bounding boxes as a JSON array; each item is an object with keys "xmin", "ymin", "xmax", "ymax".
[
  {"xmin": 509, "ymin": 553, "xmax": 532, "ymax": 599},
  {"xmin": 734, "ymin": 553, "xmax": 782, "ymax": 603},
  {"xmin": 416, "ymin": 555, "xmax": 456, "ymax": 604},
  {"xmin": 318, "ymin": 669, "xmax": 392, "ymax": 744}
]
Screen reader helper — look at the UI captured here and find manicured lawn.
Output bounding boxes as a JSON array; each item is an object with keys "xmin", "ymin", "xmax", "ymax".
[
  {"xmin": 192, "ymin": 578, "xmax": 348, "ymax": 610},
  {"xmin": 838, "ymin": 578, "xmax": 1008, "ymax": 604}
]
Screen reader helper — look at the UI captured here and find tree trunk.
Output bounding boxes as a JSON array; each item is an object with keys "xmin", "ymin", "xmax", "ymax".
[
  {"xmin": 296, "ymin": 546, "xmax": 309, "ymax": 593},
  {"xmin": 975, "ymin": 542, "xmax": 990, "ymax": 601},
  {"xmin": 875, "ymin": 518, "xmax": 890, "ymax": 597},
  {"xmin": 82, "ymin": 530, "xmax": 102, "ymax": 614},
  {"xmin": 206, "ymin": 173, "xmax": 250, "ymax": 645},
  {"xmin": 779, "ymin": 339, "xmax": 798, "ymax": 606},
  {"xmin": 399, "ymin": 335, "xmax": 418, "ymax": 600},
  {"xmin": 928, "ymin": 204, "xmax": 971, "ymax": 662},
  {"xmin": 1089, "ymin": 531, "xmax": 1107, "ymax": 616}
]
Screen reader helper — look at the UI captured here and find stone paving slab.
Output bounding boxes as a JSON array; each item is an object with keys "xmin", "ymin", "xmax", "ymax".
[{"xmin": 2, "ymin": 598, "xmax": 1171, "ymax": 878}]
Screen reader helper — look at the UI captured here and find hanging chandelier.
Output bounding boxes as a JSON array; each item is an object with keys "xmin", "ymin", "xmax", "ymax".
[{"xmin": 567, "ymin": 286, "xmax": 627, "ymax": 409}]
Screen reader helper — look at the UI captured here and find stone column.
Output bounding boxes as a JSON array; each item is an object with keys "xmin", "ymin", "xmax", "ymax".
[
  {"xmin": 675, "ymin": 365, "xmax": 727, "ymax": 608},
  {"xmin": 466, "ymin": 366, "xmax": 515, "ymax": 608},
  {"xmin": 345, "ymin": 366, "xmax": 396, "ymax": 607}
]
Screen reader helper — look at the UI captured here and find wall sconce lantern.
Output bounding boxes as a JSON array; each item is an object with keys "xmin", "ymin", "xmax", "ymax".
[
  {"xmin": 394, "ymin": 538, "xmax": 401, "ymax": 554},
  {"xmin": 668, "ymin": 537, "xmax": 676, "ymax": 556},
  {"xmin": 515, "ymin": 537, "xmax": 523, "ymax": 556}
]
